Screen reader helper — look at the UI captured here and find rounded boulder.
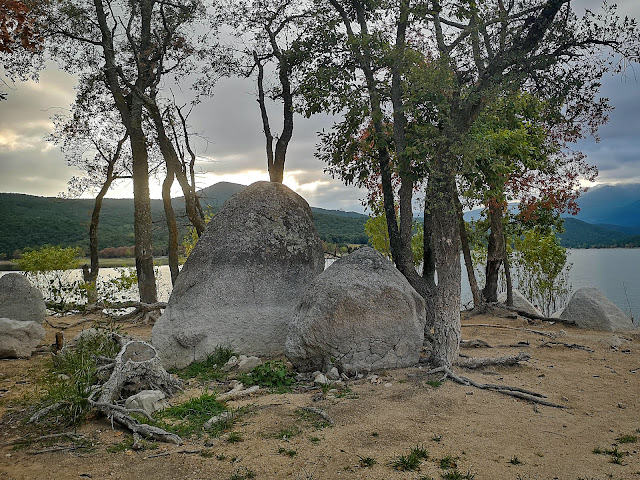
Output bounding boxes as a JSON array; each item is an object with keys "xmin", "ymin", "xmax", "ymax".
[{"xmin": 285, "ymin": 247, "xmax": 426, "ymax": 374}]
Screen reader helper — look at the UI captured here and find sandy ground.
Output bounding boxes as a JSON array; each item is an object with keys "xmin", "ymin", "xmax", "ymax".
[{"xmin": 1, "ymin": 312, "xmax": 639, "ymax": 480}]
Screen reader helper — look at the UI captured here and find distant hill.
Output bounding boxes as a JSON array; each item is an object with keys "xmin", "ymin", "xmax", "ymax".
[
  {"xmin": 571, "ymin": 183, "xmax": 640, "ymax": 227},
  {"xmin": 0, "ymin": 183, "xmax": 369, "ymax": 258}
]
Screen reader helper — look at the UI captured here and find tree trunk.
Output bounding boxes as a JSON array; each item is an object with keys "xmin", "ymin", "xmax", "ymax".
[
  {"xmin": 130, "ymin": 98, "xmax": 157, "ymax": 304},
  {"xmin": 429, "ymin": 165, "xmax": 462, "ymax": 369},
  {"xmin": 422, "ymin": 197, "xmax": 437, "ymax": 333},
  {"xmin": 456, "ymin": 194, "xmax": 482, "ymax": 308},
  {"xmin": 162, "ymin": 164, "xmax": 180, "ymax": 285},
  {"xmin": 483, "ymin": 201, "xmax": 505, "ymax": 302},
  {"xmin": 271, "ymin": 55, "xmax": 293, "ymax": 184},
  {"xmin": 503, "ymin": 231, "xmax": 514, "ymax": 306}
]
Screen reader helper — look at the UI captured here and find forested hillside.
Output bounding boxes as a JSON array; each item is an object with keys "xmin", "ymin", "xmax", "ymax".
[{"xmin": 0, "ymin": 191, "xmax": 369, "ymax": 258}]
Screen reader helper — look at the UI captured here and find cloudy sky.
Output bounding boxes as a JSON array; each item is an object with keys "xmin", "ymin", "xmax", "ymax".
[{"xmin": 0, "ymin": 0, "xmax": 638, "ymax": 214}]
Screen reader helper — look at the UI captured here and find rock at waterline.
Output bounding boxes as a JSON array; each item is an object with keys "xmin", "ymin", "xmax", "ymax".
[
  {"xmin": 285, "ymin": 247, "xmax": 426, "ymax": 374},
  {"xmin": 152, "ymin": 181, "xmax": 324, "ymax": 369},
  {"xmin": 498, "ymin": 289, "xmax": 539, "ymax": 317},
  {"xmin": 0, "ymin": 273, "xmax": 46, "ymax": 324},
  {"xmin": 559, "ymin": 286, "xmax": 634, "ymax": 331},
  {"xmin": 0, "ymin": 317, "xmax": 46, "ymax": 358}
]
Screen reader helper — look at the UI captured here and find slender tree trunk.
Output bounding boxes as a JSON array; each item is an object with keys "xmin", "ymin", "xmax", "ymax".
[
  {"xmin": 271, "ymin": 56, "xmax": 293, "ymax": 184},
  {"xmin": 253, "ymin": 52, "xmax": 275, "ymax": 181},
  {"xmin": 483, "ymin": 201, "xmax": 505, "ymax": 302},
  {"xmin": 147, "ymin": 101, "xmax": 205, "ymax": 236},
  {"xmin": 130, "ymin": 98, "xmax": 157, "ymax": 304},
  {"xmin": 457, "ymin": 196, "xmax": 482, "ymax": 308},
  {"xmin": 503, "ymin": 232, "xmax": 514, "ymax": 306},
  {"xmin": 422, "ymin": 196, "xmax": 437, "ymax": 333},
  {"xmin": 162, "ymin": 164, "xmax": 180, "ymax": 285}
]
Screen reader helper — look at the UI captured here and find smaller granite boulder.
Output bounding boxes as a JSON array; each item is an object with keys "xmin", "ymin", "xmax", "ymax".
[
  {"xmin": 498, "ymin": 289, "xmax": 540, "ymax": 317},
  {"xmin": 559, "ymin": 287, "xmax": 634, "ymax": 331},
  {"xmin": 124, "ymin": 390, "xmax": 168, "ymax": 415},
  {"xmin": 0, "ymin": 273, "xmax": 46, "ymax": 324},
  {"xmin": 0, "ymin": 318, "xmax": 46, "ymax": 358},
  {"xmin": 286, "ymin": 247, "xmax": 426, "ymax": 374}
]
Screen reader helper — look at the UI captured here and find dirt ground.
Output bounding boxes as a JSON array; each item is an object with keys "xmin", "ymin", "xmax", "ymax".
[{"xmin": 1, "ymin": 312, "xmax": 639, "ymax": 480}]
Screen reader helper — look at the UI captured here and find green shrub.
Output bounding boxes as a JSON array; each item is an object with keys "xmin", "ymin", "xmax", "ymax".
[{"xmin": 240, "ymin": 360, "xmax": 296, "ymax": 392}]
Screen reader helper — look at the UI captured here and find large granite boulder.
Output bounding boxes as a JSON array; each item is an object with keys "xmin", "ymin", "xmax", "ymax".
[
  {"xmin": 559, "ymin": 286, "xmax": 634, "ymax": 331},
  {"xmin": 285, "ymin": 247, "xmax": 426, "ymax": 374},
  {"xmin": 0, "ymin": 273, "xmax": 46, "ymax": 324},
  {"xmin": 0, "ymin": 318, "xmax": 46, "ymax": 358},
  {"xmin": 498, "ymin": 289, "xmax": 539, "ymax": 317},
  {"xmin": 152, "ymin": 182, "xmax": 324, "ymax": 368}
]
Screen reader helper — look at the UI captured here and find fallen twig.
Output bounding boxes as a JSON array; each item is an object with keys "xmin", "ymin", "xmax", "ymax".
[
  {"xmin": 460, "ymin": 339, "xmax": 493, "ymax": 349},
  {"xmin": 29, "ymin": 402, "xmax": 66, "ymax": 424},
  {"xmin": 426, "ymin": 366, "xmax": 567, "ymax": 409},
  {"xmin": 462, "ymin": 323, "xmax": 555, "ymax": 338},
  {"xmin": 502, "ymin": 305, "xmax": 576, "ymax": 325},
  {"xmin": 539, "ymin": 341, "xmax": 594, "ymax": 353},
  {"xmin": 217, "ymin": 385, "xmax": 260, "ymax": 402},
  {"xmin": 2, "ymin": 432, "xmax": 84, "ymax": 447}
]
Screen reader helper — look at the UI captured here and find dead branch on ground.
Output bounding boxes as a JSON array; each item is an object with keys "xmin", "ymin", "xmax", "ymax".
[
  {"xmin": 455, "ymin": 352, "xmax": 530, "ymax": 369},
  {"xmin": 539, "ymin": 341, "xmax": 594, "ymax": 352},
  {"xmin": 462, "ymin": 323, "xmax": 555, "ymax": 337}
]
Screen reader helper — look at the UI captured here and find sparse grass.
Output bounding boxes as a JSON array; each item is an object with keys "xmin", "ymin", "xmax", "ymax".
[
  {"xmin": 509, "ymin": 455, "xmax": 522, "ymax": 465},
  {"xmin": 439, "ymin": 455, "xmax": 458, "ymax": 470},
  {"xmin": 309, "ymin": 436, "xmax": 321, "ymax": 444},
  {"xmin": 154, "ymin": 392, "xmax": 227, "ymax": 437},
  {"xmin": 596, "ymin": 446, "xmax": 627, "ymax": 465},
  {"xmin": 592, "ymin": 446, "xmax": 604, "ymax": 454},
  {"xmin": 440, "ymin": 468, "xmax": 475, "ymax": 479},
  {"xmin": 170, "ymin": 346, "xmax": 235, "ymax": 382},
  {"xmin": 200, "ymin": 449, "xmax": 215, "ymax": 458},
  {"xmin": 270, "ymin": 425, "xmax": 302, "ymax": 441},
  {"xmin": 358, "ymin": 455, "xmax": 376, "ymax": 467},
  {"xmin": 426, "ymin": 379, "xmax": 443, "ymax": 388},
  {"xmin": 617, "ymin": 434, "xmax": 638, "ymax": 444},
  {"xmin": 227, "ymin": 467, "xmax": 256, "ymax": 480},
  {"xmin": 239, "ymin": 360, "xmax": 297, "ymax": 392},
  {"xmin": 432, "ymin": 434, "xmax": 443, "ymax": 442},
  {"xmin": 417, "ymin": 476, "xmax": 435, "ymax": 480},
  {"xmin": 296, "ymin": 408, "xmax": 331, "ymax": 430},
  {"xmin": 390, "ymin": 445, "xmax": 429, "ymax": 471},
  {"xmin": 278, "ymin": 446, "xmax": 298, "ymax": 457},
  {"xmin": 334, "ymin": 387, "xmax": 359, "ymax": 399},
  {"xmin": 31, "ymin": 328, "xmax": 120, "ymax": 429},
  {"xmin": 106, "ymin": 436, "xmax": 157, "ymax": 453},
  {"xmin": 227, "ymin": 432, "xmax": 244, "ymax": 443}
]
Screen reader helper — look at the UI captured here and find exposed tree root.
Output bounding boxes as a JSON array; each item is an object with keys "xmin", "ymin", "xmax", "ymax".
[
  {"xmin": 460, "ymin": 339, "xmax": 493, "ymax": 349},
  {"xmin": 502, "ymin": 305, "xmax": 576, "ymax": 325},
  {"xmin": 217, "ymin": 384, "xmax": 260, "ymax": 402},
  {"xmin": 455, "ymin": 352, "xmax": 530, "ymax": 369},
  {"xmin": 28, "ymin": 402, "xmax": 66, "ymax": 424},
  {"xmin": 539, "ymin": 341, "xmax": 594, "ymax": 352},
  {"xmin": 462, "ymin": 323, "xmax": 556, "ymax": 338},
  {"xmin": 427, "ymin": 366, "xmax": 567, "ymax": 409}
]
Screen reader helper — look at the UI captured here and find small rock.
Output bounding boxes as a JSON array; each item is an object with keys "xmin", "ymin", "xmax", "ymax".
[
  {"xmin": 312, "ymin": 371, "xmax": 322, "ymax": 378},
  {"xmin": 368, "ymin": 374, "xmax": 379, "ymax": 384},
  {"xmin": 57, "ymin": 374, "xmax": 70, "ymax": 381},
  {"xmin": 124, "ymin": 390, "xmax": 168, "ymax": 415},
  {"xmin": 384, "ymin": 382, "xmax": 392, "ymax": 388},
  {"xmin": 314, "ymin": 373, "xmax": 329, "ymax": 385},
  {"xmin": 326, "ymin": 367, "xmax": 340, "ymax": 381},
  {"xmin": 236, "ymin": 356, "xmax": 262, "ymax": 373},
  {"xmin": 222, "ymin": 356, "xmax": 239, "ymax": 372},
  {"xmin": 557, "ymin": 330, "xmax": 567, "ymax": 337},
  {"xmin": 618, "ymin": 402, "xmax": 627, "ymax": 409},
  {"xmin": 561, "ymin": 396, "xmax": 569, "ymax": 402}
]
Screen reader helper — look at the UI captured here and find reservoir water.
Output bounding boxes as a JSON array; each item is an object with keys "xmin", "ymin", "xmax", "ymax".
[{"xmin": 2, "ymin": 248, "xmax": 639, "ymax": 322}]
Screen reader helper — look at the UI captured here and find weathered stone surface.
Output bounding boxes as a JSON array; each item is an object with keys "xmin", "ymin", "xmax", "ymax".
[
  {"xmin": 498, "ymin": 289, "xmax": 540, "ymax": 316},
  {"xmin": 559, "ymin": 286, "xmax": 634, "ymax": 331},
  {"xmin": 0, "ymin": 273, "xmax": 46, "ymax": 324},
  {"xmin": 124, "ymin": 390, "xmax": 168, "ymax": 415},
  {"xmin": 0, "ymin": 318, "xmax": 46, "ymax": 358},
  {"xmin": 236, "ymin": 355, "xmax": 262, "ymax": 373},
  {"xmin": 285, "ymin": 247, "xmax": 426, "ymax": 374},
  {"xmin": 152, "ymin": 182, "xmax": 324, "ymax": 368}
]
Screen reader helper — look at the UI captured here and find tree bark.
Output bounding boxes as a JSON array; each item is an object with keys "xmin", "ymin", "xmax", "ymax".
[
  {"xmin": 483, "ymin": 201, "xmax": 505, "ymax": 302},
  {"xmin": 429, "ymin": 165, "xmax": 462, "ymax": 368},
  {"xmin": 162, "ymin": 162, "xmax": 180, "ymax": 285}
]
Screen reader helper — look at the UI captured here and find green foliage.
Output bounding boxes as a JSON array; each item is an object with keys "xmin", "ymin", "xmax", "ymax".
[
  {"xmin": 226, "ymin": 432, "xmax": 244, "ymax": 443},
  {"xmin": 278, "ymin": 446, "xmax": 298, "ymax": 457},
  {"xmin": 106, "ymin": 436, "xmax": 157, "ymax": 453},
  {"xmin": 513, "ymin": 227, "xmax": 572, "ymax": 316},
  {"xmin": 227, "ymin": 467, "xmax": 256, "ymax": 480},
  {"xmin": 154, "ymin": 393, "xmax": 227, "ymax": 437},
  {"xmin": 426, "ymin": 380, "xmax": 442, "ymax": 388},
  {"xmin": 616, "ymin": 434, "xmax": 638, "ymax": 444},
  {"xmin": 16, "ymin": 245, "xmax": 82, "ymax": 272},
  {"xmin": 440, "ymin": 469, "xmax": 475, "ymax": 480},
  {"xmin": 509, "ymin": 456, "xmax": 521, "ymax": 465},
  {"xmin": 358, "ymin": 455, "xmax": 376, "ymax": 467},
  {"xmin": 239, "ymin": 360, "xmax": 296, "ymax": 392},
  {"xmin": 439, "ymin": 455, "xmax": 459, "ymax": 469},
  {"xmin": 170, "ymin": 346, "xmax": 236, "ymax": 382},
  {"xmin": 270, "ymin": 425, "xmax": 301, "ymax": 440},
  {"xmin": 33, "ymin": 328, "xmax": 120, "ymax": 429}
]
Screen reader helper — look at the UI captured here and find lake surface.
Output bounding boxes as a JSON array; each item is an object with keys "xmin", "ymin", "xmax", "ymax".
[{"xmin": 2, "ymin": 249, "xmax": 638, "ymax": 323}]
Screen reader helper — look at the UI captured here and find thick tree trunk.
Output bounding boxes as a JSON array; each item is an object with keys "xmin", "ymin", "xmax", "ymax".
[
  {"xmin": 162, "ymin": 164, "xmax": 180, "ymax": 285},
  {"xmin": 483, "ymin": 201, "xmax": 505, "ymax": 302},
  {"xmin": 503, "ymin": 232, "xmax": 514, "ymax": 306},
  {"xmin": 429, "ymin": 166, "xmax": 462, "ymax": 369},
  {"xmin": 130, "ymin": 99, "xmax": 157, "ymax": 304},
  {"xmin": 422, "ymin": 198, "xmax": 437, "ymax": 333}
]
